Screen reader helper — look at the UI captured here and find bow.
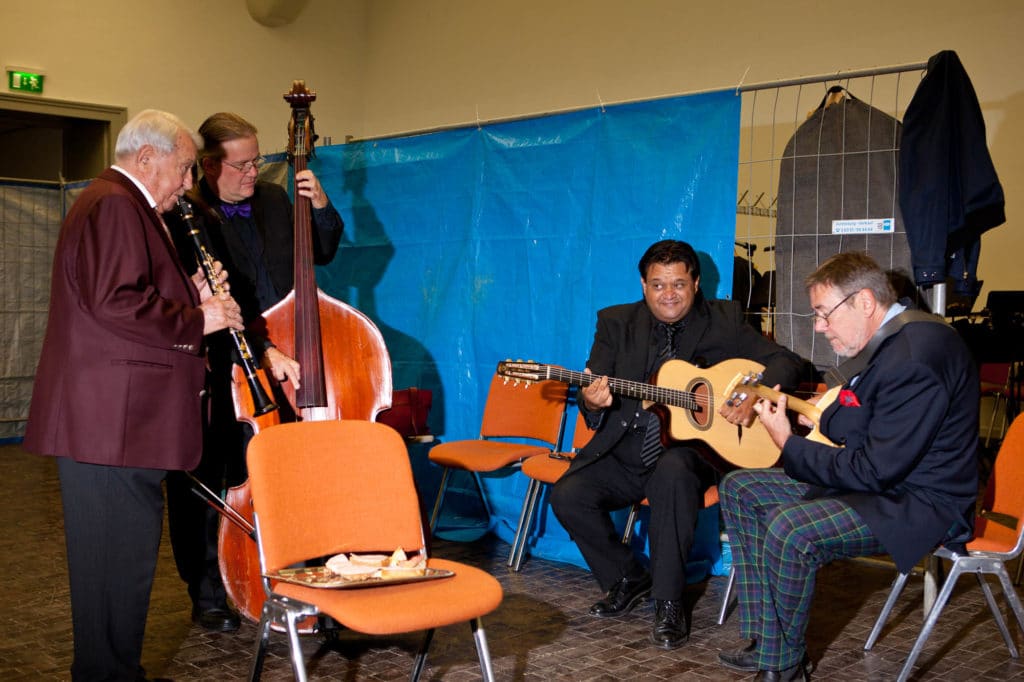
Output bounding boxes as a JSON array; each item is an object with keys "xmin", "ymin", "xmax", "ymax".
[{"xmin": 220, "ymin": 202, "xmax": 252, "ymax": 219}]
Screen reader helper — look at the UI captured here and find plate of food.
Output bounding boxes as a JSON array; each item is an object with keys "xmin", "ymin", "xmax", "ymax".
[{"xmin": 266, "ymin": 547, "xmax": 454, "ymax": 589}]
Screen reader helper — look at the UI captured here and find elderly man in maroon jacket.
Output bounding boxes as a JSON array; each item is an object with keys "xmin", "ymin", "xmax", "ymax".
[{"xmin": 24, "ymin": 109, "xmax": 243, "ymax": 682}]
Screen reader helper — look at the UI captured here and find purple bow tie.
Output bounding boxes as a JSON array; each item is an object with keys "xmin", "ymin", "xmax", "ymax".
[{"xmin": 220, "ymin": 202, "xmax": 252, "ymax": 219}]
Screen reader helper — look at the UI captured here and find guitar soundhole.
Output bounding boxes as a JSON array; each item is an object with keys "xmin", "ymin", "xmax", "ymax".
[{"xmin": 688, "ymin": 381, "xmax": 710, "ymax": 429}]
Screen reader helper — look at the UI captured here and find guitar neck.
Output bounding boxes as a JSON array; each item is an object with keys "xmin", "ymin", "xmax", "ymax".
[
  {"xmin": 535, "ymin": 365, "xmax": 700, "ymax": 411},
  {"xmin": 745, "ymin": 384, "xmax": 822, "ymax": 424}
]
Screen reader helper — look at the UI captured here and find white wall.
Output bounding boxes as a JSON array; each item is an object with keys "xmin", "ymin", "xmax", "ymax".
[
  {"xmin": 2, "ymin": 0, "xmax": 1020, "ymax": 301},
  {"xmin": 0, "ymin": 0, "xmax": 366, "ymax": 152}
]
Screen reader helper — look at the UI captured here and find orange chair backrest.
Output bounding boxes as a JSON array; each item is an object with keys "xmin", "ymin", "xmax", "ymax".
[
  {"xmin": 247, "ymin": 420, "xmax": 426, "ymax": 573},
  {"xmin": 986, "ymin": 413, "xmax": 1024, "ymax": 521},
  {"xmin": 479, "ymin": 372, "xmax": 568, "ymax": 445}
]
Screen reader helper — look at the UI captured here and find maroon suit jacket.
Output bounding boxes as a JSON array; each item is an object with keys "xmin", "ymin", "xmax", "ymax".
[{"xmin": 24, "ymin": 168, "xmax": 207, "ymax": 470}]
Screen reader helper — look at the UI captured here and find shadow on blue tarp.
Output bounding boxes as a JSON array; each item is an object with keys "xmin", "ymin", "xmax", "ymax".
[{"xmin": 303, "ymin": 90, "xmax": 740, "ymax": 575}]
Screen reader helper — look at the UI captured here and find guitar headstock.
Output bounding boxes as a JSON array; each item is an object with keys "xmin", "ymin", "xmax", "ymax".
[
  {"xmin": 496, "ymin": 359, "xmax": 547, "ymax": 385},
  {"xmin": 723, "ymin": 371, "xmax": 764, "ymax": 400}
]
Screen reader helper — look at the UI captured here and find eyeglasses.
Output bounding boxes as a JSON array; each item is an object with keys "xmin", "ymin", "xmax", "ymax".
[
  {"xmin": 220, "ymin": 156, "xmax": 265, "ymax": 173},
  {"xmin": 812, "ymin": 290, "xmax": 857, "ymax": 326}
]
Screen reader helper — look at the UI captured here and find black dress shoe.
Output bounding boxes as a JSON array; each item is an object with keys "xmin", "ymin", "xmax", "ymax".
[
  {"xmin": 589, "ymin": 573, "xmax": 652, "ymax": 617},
  {"xmin": 192, "ymin": 605, "xmax": 241, "ymax": 632},
  {"xmin": 755, "ymin": 656, "xmax": 809, "ymax": 681},
  {"xmin": 718, "ymin": 639, "xmax": 758, "ymax": 672},
  {"xmin": 650, "ymin": 599, "xmax": 688, "ymax": 649}
]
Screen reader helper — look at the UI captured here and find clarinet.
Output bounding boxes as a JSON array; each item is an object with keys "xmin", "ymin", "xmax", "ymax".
[{"xmin": 176, "ymin": 197, "xmax": 278, "ymax": 416}]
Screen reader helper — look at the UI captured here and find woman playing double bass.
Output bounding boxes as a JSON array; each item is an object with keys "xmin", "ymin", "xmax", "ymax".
[{"xmin": 164, "ymin": 110, "xmax": 344, "ymax": 632}]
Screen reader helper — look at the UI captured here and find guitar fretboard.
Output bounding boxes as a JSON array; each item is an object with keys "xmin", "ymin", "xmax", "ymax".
[{"xmin": 530, "ymin": 365, "xmax": 702, "ymax": 411}]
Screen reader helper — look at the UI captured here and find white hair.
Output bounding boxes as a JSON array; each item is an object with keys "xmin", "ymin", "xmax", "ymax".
[{"xmin": 115, "ymin": 109, "xmax": 200, "ymax": 160}]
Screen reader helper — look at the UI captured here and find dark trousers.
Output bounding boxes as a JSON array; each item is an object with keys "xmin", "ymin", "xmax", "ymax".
[
  {"xmin": 58, "ymin": 457, "xmax": 165, "ymax": 682},
  {"xmin": 166, "ymin": 374, "xmax": 247, "ymax": 610},
  {"xmin": 551, "ymin": 441, "xmax": 714, "ymax": 601}
]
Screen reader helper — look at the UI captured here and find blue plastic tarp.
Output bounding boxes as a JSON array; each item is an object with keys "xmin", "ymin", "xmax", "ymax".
[{"xmin": 308, "ymin": 89, "xmax": 740, "ymax": 570}]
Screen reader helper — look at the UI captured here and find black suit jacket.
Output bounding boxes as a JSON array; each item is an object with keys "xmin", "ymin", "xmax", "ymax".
[{"xmin": 567, "ymin": 296, "xmax": 806, "ymax": 476}]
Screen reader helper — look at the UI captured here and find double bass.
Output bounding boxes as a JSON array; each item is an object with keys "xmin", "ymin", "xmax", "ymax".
[{"xmin": 217, "ymin": 80, "xmax": 393, "ymax": 626}]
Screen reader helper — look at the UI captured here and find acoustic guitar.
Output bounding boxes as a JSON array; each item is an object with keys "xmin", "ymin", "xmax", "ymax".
[
  {"xmin": 498, "ymin": 360, "xmax": 842, "ymax": 470},
  {"xmin": 498, "ymin": 358, "xmax": 787, "ymax": 470}
]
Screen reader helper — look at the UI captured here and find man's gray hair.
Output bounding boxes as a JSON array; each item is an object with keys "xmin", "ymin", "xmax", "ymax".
[{"xmin": 115, "ymin": 109, "xmax": 200, "ymax": 160}]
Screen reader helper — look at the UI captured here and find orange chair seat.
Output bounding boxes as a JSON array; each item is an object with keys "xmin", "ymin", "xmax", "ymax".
[
  {"xmin": 274, "ymin": 557, "xmax": 502, "ymax": 635},
  {"xmin": 521, "ymin": 454, "xmax": 573, "ymax": 484},
  {"xmin": 429, "ymin": 440, "xmax": 550, "ymax": 471},
  {"xmin": 967, "ymin": 516, "xmax": 1019, "ymax": 554}
]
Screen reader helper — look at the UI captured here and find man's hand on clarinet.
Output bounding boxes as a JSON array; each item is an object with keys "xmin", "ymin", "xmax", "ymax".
[
  {"xmin": 200, "ymin": 292, "xmax": 243, "ymax": 335},
  {"xmin": 192, "ymin": 261, "xmax": 230, "ymax": 302}
]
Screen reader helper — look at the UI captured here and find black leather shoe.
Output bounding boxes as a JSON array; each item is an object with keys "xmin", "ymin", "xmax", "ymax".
[
  {"xmin": 192, "ymin": 605, "xmax": 241, "ymax": 632},
  {"xmin": 755, "ymin": 656, "xmax": 810, "ymax": 681},
  {"xmin": 650, "ymin": 599, "xmax": 688, "ymax": 649},
  {"xmin": 718, "ymin": 639, "xmax": 758, "ymax": 672},
  {"xmin": 589, "ymin": 573, "xmax": 652, "ymax": 617}
]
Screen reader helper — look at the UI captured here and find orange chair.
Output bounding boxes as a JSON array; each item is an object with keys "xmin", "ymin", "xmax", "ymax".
[
  {"xmin": 246, "ymin": 420, "xmax": 504, "ymax": 681},
  {"xmin": 507, "ymin": 411, "xmax": 594, "ymax": 571},
  {"xmin": 428, "ymin": 372, "xmax": 568, "ymax": 533},
  {"xmin": 864, "ymin": 413, "xmax": 1024, "ymax": 682}
]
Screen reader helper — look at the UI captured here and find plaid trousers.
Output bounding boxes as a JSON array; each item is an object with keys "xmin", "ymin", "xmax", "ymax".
[{"xmin": 719, "ymin": 468, "xmax": 886, "ymax": 671}]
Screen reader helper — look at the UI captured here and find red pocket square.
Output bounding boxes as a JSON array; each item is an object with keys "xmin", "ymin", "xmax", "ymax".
[{"xmin": 838, "ymin": 389, "xmax": 861, "ymax": 407}]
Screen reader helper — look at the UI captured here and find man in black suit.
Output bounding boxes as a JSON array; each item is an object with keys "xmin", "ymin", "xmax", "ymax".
[
  {"xmin": 550, "ymin": 240, "xmax": 805, "ymax": 649},
  {"xmin": 165, "ymin": 112, "xmax": 344, "ymax": 631}
]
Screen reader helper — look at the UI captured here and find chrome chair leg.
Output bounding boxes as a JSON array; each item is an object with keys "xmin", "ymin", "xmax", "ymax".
[
  {"xmin": 510, "ymin": 479, "xmax": 542, "ymax": 571},
  {"xmin": 410, "ymin": 628, "xmax": 435, "ymax": 682},
  {"xmin": 896, "ymin": 560, "xmax": 961, "ymax": 682},
  {"xmin": 717, "ymin": 565, "xmax": 737, "ymax": 626},
  {"xmin": 864, "ymin": 571, "xmax": 910, "ymax": 650},
  {"xmin": 428, "ymin": 468, "xmax": 451, "ymax": 531},
  {"xmin": 472, "ymin": 618, "xmax": 496, "ymax": 682},
  {"xmin": 621, "ymin": 504, "xmax": 641, "ymax": 545}
]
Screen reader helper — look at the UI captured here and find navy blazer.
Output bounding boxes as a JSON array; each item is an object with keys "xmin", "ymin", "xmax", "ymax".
[
  {"xmin": 783, "ymin": 319, "xmax": 979, "ymax": 573},
  {"xmin": 568, "ymin": 297, "xmax": 806, "ymax": 476}
]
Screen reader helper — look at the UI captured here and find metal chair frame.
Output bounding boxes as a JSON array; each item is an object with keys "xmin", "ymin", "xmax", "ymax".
[{"xmin": 864, "ymin": 413, "xmax": 1024, "ymax": 681}]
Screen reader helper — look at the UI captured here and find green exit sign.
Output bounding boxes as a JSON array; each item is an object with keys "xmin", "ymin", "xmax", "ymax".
[{"xmin": 7, "ymin": 69, "xmax": 45, "ymax": 94}]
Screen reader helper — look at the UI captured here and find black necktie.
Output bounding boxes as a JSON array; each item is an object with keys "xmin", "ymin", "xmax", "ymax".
[{"xmin": 639, "ymin": 321, "xmax": 684, "ymax": 467}]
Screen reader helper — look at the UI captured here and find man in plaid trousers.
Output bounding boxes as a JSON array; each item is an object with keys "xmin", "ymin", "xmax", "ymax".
[{"xmin": 717, "ymin": 252, "xmax": 978, "ymax": 681}]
